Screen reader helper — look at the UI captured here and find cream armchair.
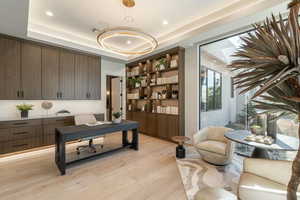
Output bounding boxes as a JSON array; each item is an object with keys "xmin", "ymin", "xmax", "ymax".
[
  {"xmin": 238, "ymin": 158, "xmax": 300, "ymax": 200},
  {"xmin": 193, "ymin": 127, "xmax": 234, "ymax": 165}
]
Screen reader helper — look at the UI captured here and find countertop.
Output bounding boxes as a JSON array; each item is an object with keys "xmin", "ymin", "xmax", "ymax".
[{"xmin": 0, "ymin": 113, "xmax": 103, "ymax": 122}]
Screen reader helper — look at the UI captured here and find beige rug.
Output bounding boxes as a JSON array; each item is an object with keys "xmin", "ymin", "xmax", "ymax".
[{"xmin": 176, "ymin": 147, "xmax": 243, "ymax": 200}]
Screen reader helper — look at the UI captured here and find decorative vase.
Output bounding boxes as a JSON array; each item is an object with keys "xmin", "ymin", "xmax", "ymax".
[
  {"xmin": 21, "ymin": 110, "xmax": 29, "ymax": 118},
  {"xmin": 113, "ymin": 118, "xmax": 122, "ymax": 124}
]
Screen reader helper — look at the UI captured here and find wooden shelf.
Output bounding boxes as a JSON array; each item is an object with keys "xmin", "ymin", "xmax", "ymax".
[
  {"xmin": 127, "ymin": 67, "xmax": 179, "ymax": 78},
  {"xmin": 126, "ymin": 46, "xmax": 185, "ymax": 141},
  {"xmin": 150, "ymin": 83, "xmax": 178, "ymax": 87}
]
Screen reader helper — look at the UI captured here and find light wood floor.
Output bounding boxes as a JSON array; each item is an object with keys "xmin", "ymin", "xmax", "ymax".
[{"xmin": 0, "ymin": 133, "xmax": 187, "ymax": 200}]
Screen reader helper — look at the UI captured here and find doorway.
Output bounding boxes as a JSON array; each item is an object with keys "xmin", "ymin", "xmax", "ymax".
[{"xmin": 106, "ymin": 75, "xmax": 123, "ymax": 121}]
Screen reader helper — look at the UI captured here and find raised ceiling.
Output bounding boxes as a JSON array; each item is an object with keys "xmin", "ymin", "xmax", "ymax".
[{"xmin": 26, "ymin": 0, "xmax": 289, "ymax": 61}]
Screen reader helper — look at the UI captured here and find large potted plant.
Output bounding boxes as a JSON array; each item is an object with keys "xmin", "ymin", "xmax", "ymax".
[
  {"xmin": 230, "ymin": 1, "xmax": 300, "ymax": 199},
  {"xmin": 16, "ymin": 104, "xmax": 34, "ymax": 118}
]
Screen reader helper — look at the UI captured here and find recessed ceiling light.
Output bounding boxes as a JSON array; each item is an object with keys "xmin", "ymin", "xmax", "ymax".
[
  {"xmin": 126, "ymin": 40, "xmax": 132, "ymax": 45},
  {"xmin": 162, "ymin": 20, "xmax": 168, "ymax": 25},
  {"xmin": 45, "ymin": 11, "xmax": 54, "ymax": 17}
]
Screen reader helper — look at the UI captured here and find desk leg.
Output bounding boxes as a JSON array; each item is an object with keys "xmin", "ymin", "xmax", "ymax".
[
  {"xmin": 59, "ymin": 141, "xmax": 66, "ymax": 175},
  {"xmin": 132, "ymin": 128, "xmax": 139, "ymax": 151},
  {"xmin": 122, "ymin": 130, "xmax": 129, "ymax": 147},
  {"xmin": 55, "ymin": 129, "xmax": 66, "ymax": 175}
]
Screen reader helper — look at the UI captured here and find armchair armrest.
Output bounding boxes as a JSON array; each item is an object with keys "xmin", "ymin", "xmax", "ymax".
[
  {"xmin": 193, "ymin": 129, "xmax": 209, "ymax": 145},
  {"xmin": 243, "ymin": 158, "xmax": 292, "ymax": 186}
]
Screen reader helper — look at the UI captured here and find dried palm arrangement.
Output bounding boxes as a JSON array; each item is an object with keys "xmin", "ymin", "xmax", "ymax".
[{"xmin": 229, "ymin": 0, "xmax": 300, "ymax": 199}]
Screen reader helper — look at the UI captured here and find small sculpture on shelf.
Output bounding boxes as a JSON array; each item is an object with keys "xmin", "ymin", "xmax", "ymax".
[{"xmin": 172, "ymin": 90, "xmax": 178, "ymax": 99}]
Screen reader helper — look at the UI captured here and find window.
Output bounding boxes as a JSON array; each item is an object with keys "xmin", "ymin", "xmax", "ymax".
[{"xmin": 201, "ymin": 67, "xmax": 222, "ymax": 111}]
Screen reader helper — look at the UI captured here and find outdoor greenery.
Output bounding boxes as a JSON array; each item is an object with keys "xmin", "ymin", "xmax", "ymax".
[
  {"xmin": 229, "ymin": 1, "xmax": 300, "ymax": 199},
  {"xmin": 201, "ymin": 67, "xmax": 222, "ymax": 111}
]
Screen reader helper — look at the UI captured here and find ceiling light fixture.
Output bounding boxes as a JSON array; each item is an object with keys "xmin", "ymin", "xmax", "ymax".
[
  {"xmin": 162, "ymin": 20, "xmax": 169, "ymax": 25},
  {"xmin": 45, "ymin": 11, "xmax": 54, "ymax": 17},
  {"xmin": 93, "ymin": 0, "xmax": 158, "ymax": 55},
  {"xmin": 94, "ymin": 27, "xmax": 158, "ymax": 55}
]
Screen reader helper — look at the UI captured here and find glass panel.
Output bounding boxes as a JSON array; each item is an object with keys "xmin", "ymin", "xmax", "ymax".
[
  {"xmin": 200, "ymin": 67, "xmax": 207, "ymax": 111},
  {"xmin": 207, "ymin": 69, "xmax": 215, "ymax": 111}
]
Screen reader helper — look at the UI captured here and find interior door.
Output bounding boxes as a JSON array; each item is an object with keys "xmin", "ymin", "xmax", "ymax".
[
  {"xmin": 59, "ymin": 50, "xmax": 75, "ymax": 99},
  {"xmin": 0, "ymin": 37, "xmax": 21, "ymax": 99},
  {"xmin": 111, "ymin": 77, "xmax": 121, "ymax": 113},
  {"xmin": 21, "ymin": 42, "xmax": 42, "ymax": 100},
  {"xmin": 75, "ymin": 54, "xmax": 89, "ymax": 99},
  {"xmin": 42, "ymin": 47, "xmax": 59, "ymax": 99},
  {"xmin": 88, "ymin": 56, "xmax": 101, "ymax": 100}
]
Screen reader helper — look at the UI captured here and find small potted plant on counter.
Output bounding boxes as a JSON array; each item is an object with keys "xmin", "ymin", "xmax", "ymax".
[
  {"xmin": 16, "ymin": 103, "xmax": 34, "ymax": 118},
  {"xmin": 112, "ymin": 112, "xmax": 122, "ymax": 124}
]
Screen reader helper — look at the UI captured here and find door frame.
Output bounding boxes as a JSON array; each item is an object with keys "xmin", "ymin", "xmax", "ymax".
[{"xmin": 106, "ymin": 75, "xmax": 123, "ymax": 121}]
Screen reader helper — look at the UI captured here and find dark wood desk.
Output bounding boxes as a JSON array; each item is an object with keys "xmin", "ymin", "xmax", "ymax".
[{"xmin": 55, "ymin": 120, "xmax": 139, "ymax": 175}]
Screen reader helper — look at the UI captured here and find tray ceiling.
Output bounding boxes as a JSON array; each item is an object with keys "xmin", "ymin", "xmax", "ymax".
[{"xmin": 27, "ymin": 0, "xmax": 289, "ymax": 61}]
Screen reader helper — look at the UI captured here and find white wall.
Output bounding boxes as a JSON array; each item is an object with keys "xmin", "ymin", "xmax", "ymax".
[
  {"xmin": 185, "ymin": 45, "xmax": 199, "ymax": 138},
  {"xmin": 0, "ymin": 59, "xmax": 125, "ymax": 120}
]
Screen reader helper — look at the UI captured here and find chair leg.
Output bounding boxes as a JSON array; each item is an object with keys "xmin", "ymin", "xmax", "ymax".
[{"xmin": 89, "ymin": 140, "xmax": 97, "ymax": 153}]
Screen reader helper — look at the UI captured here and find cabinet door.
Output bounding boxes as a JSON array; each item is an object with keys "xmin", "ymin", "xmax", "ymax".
[
  {"xmin": 42, "ymin": 47, "xmax": 59, "ymax": 99},
  {"xmin": 0, "ymin": 37, "xmax": 21, "ymax": 99},
  {"xmin": 88, "ymin": 56, "xmax": 101, "ymax": 99},
  {"xmin": 167, "ymin": 115, "xmax": 179, "ymax": 139},
  {"xmin": 132, "ymin": 112, "xmax": 147, "ymax": 133},
  {"xmin": 60, "ymin": 51, "xmax": 75, "ymax": 99},
  {"xmin": 75, "ymin": 54, "xmax": 89, "ymax": 99},
  {"xmin": 157, "ymin": 114, "xmax": 168, "ymax": 140},
  {"xmin": 146, "ymin": 113, "xmax": 157, "ymax": 137},
  {"xmin": 21, "ymin": 42, "xmax": 42, "ymax": 99}
]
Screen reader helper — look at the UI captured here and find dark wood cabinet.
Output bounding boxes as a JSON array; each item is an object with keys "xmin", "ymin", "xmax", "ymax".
[
  {"xmin": 0, "ymin": 114, "xmax": 104, "ymax": 155},
  {"xmin": 21, "ymin": 42, "xmax": 42, "ymax": 100},
  {"xmin": 167, "ymin": 115, "xmax": 179, "ymax": 140},
  {"xmin": 75, "ymin": 54, "xmax": 89, "ymax": 99},
  {"xmin": 0, "ymin": 38, "xmax": 21, "ymax": 99},
  {"xmin": 60, "ymin": 51, "xmax": 75, "ymax": 99},
  {"xmin": 42, "ymin": 47, "xmax": 60, "ymax": 99},
  {"xmin": 146, "ymin": 113, "xmax": 157, "ymax": 137},
  {"xmin": 88, "ymin": 56, "xmax": 101, "ymax": 100},
  {"xmin": 132, "ymin": 112, "xmax": 147, "ymax": 133},
  {"xmin": 157, "ymin": 114, "xmax": 168, "ymax": 140},
  {"xmin": 0, "ymin": 35, "xmax": 101, "ymax": 100}
]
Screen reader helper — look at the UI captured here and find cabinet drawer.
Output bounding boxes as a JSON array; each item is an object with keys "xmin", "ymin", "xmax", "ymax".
[
  {"xmin": 0, "ymin": 119, "xmax": 42, "ymax": 128},
  {"xmin": 43, "ymin": 134, "xmax": 55, "ymax": 146},
  {"xmin": 10, "ymin": 138, "xmax": 37, "ymax": 152},
  {"xmin": 0, "ymin": 128, "xmax": 11, "ymax": 142},
  {"xmin": 43, "ymin": 117, "xmax": 74, "ymax": 126},
  {"xmin": 10, "ymin": 126, "xmax": 40, "ymax": 140},
  {"xmin": 0, "ymin": 142, "xmax": 10, "ymax": 154}
]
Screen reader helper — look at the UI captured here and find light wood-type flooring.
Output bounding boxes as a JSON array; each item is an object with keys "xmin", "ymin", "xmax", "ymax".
[{"xmin": 0, "ymin": 133, "xmax": 187, "ymax": 200}]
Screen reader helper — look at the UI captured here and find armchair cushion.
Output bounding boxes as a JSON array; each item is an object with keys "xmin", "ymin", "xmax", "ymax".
[
  {"xmin": 196, "ymin": 140, "xmax": 226, "ymax": 156},
  {"xmin": 239, "ymin": 173, "xmax": 291, "ymax": 200},
  {"xmin": 243, "ymin": 159, "xmax": 293, "ymax": 186}
]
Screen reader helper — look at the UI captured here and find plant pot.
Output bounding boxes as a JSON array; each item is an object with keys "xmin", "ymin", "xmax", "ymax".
[
  {"xmin": 21, "ymin": 110, "xmax": 29, "ymax": 118},
  {"xmin": 113, "ymin": 118, "xmax": 122, "ymax": 124}
]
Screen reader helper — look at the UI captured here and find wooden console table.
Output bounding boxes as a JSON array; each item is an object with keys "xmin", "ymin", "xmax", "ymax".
[{"xmin": 55, "ymin": 120, "xmax": 139, "ymax": 175}]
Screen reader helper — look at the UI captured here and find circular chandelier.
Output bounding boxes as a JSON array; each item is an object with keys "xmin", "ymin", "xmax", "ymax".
[
  {"xmin": 95, "ymin": 27, "xmax": 158, "ymax": 55},
  {"xmin": 94, "ymin": 0, "xmax": 158, "ymax": 55}
]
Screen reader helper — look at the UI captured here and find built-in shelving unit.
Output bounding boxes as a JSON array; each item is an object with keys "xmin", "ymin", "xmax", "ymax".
[{"xmin": 126, "ymin": 47, "xmax": 185, "ymax": 141}]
